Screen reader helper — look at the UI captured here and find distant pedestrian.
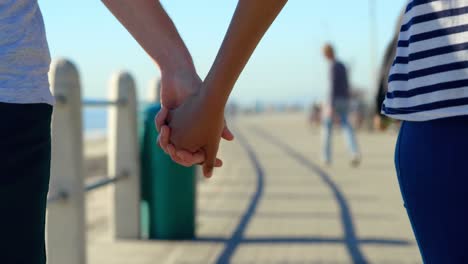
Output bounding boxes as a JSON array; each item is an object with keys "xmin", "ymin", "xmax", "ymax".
[
  {"xmin": 321, "ymin": 44, "xmax": 361, "ymax": 166},
  {"xmin": 309, "ymin": 102, "xmax": 322, "ymax": 127}
]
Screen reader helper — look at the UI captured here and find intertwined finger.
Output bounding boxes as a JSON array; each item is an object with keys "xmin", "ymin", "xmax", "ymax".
[
  {"xmin": 176, "ymin": 149, "xmax": 205, "ymax": 165},
  {"xmin": 155, "ymin": 107, "xmax": 169, "ymax": 133},
  {"xmin": 221, "ymin": 119, "xmax": 235, "ymax": 141},
  {"xmin": 158, "ymin": 126, "xmax": 171, "ymax": 154},
  {"xmin": 202, "ymin": 141, "xmax": 221, "ymax": 178}
]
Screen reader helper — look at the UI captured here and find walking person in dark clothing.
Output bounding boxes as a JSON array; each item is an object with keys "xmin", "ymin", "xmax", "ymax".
[{"xmin": 321, "ymin": 44, "xmax": 361, "ymax": 166}]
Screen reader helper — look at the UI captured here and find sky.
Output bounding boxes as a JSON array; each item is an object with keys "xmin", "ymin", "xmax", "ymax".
[{"xmin": 40, "ymin": 0, "xmax": 407, "ymax": 105}]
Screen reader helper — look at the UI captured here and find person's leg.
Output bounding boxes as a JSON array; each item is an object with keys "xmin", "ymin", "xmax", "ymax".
[
  {"xmin": 337, "ymin": 109, "xmax": 360, "ymax": 160},
  {"xmin": 321, "ymin": 115, "xmax": 333, "ymax": 164},
  {"xmin": 395, "ymin": 116, "xmax": 468, "ymax": 263},
  {"xmin": 0, "ymin": 103, "xmax": 52, "ymax": 264}
]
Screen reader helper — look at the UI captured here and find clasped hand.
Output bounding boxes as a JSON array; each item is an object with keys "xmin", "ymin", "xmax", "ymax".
[{"xmin": 155, "ymin": 71, "xmax": 233, "ymax": 178}]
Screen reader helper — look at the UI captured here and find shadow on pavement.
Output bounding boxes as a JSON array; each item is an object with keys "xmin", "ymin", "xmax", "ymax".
[{"xmin": 204, "ymin": 128, "xmax": 411, "ymax": 264}]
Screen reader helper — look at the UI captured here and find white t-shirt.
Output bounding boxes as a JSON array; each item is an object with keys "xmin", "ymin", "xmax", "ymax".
[{"xmin": 0, "ymin": 0, "xmax": 54, "ymax": 105}]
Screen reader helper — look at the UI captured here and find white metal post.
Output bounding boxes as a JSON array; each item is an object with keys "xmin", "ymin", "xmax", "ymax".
[{"xmin": 147, "ymin": 78, "xmax": 161, "ymax": 103}]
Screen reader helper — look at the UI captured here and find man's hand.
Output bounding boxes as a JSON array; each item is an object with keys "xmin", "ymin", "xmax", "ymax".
[{"xmin": 159, "ymin": 69, "xmax": 200, "ymax": 109}]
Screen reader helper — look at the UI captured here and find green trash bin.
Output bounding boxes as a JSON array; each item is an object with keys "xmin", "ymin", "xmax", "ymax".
[{"xmin": 140, "ymin": 104, "xmax": 196, "ymax": 240}]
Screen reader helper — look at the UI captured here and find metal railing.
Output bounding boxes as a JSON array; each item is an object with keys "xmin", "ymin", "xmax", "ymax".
[
  {"xmin": 84, "ymin": 171, "xmax": 129, "ymax": 193},
  {"xmin": 55, "ymin": 95, "xmax": 128, "ymax": 107},
  {"xmin": 47, "ymin": 171, "xmax": 129, "ymax": 203},
  {"xmin": 47, "ymin": 190, "xmax": 69, "ymax": 203},
  {"xmin": 46, "ymin": 59, "xmax": 158, "ymax": 264},
  {"xmin": 82, "ymin": 98, "xmax": 128, "ymax": 107}
]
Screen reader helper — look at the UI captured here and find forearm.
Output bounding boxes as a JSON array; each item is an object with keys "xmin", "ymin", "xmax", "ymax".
[
  {"xmin": 204, "ymin": 0, "xmax": 287, "ymax": 108},
  {"xmin": 102, "ymin": 0, "xmax": 194, "ymax": 75}
]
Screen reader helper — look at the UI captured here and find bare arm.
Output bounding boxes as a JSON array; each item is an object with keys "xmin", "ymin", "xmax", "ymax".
[
  {"xmin": 203, "ymin": 0, "xmax": 288, "ymax": 108},
  {"xmin": 101, "ymin": 0, "xmax": 194, "ymax": 76},
  {"xmin": 163, "ymin": 0, "xmax": 288, "ymax": 177},
  {"xmin": 102, "ymin": 0, "xmax": 231, "ymax": 167}
]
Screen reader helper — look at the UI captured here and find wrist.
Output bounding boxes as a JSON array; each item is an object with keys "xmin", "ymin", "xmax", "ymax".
[
  {"xmin": 159, "ymin": 56, "xmax": 195, "ymax": 78},
  {"xmin": 202, "ymin": 69, "xmax": 235, "ymax": 105},
  {"xmin": 156, "ymin": 40, "xmax": 196, "ymax": 77},
  {"xmin": 200, "ymin": 82, "xmax": 229, "ymax": 112}
]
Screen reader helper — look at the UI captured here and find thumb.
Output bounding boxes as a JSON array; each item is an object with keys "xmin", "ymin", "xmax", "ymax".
[
  {"xmin": 221, "ymin": 119, "xmax": 235, "ymax": 141},
  {"xmin": 202, "ymin": 141, "xmax": 220, "ymax": 178},
  {"xmin": 155, "ymin": 107, "xmax": 169, "ymax": 133}
]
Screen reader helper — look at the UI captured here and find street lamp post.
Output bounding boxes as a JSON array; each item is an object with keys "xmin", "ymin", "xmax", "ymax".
[{"xmin": 369, "ymin": 0, "xmax": 378, "ymax": 83}]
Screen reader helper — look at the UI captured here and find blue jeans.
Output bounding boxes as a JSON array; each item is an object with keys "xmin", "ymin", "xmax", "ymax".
[
  {"xmin": 395, "ymin": 116, "xmax": 468, "ymax": 263},
  {"xmin": 322, "ymin": 100, "xmax": 359, "ymax": 163}
]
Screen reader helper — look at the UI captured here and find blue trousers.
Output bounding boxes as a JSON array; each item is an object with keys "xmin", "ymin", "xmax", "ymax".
[
  {"xmin": 395, "ymin": 115, "xmax": 468, "ymax": 263},
  {"xmin": 322, "ymin": 101, "xmax": 360, "ymax": 163}
]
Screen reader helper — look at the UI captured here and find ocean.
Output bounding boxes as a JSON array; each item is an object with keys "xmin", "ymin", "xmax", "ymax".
[
  {"xmin": 83, "ymin": 104, "xmax": 151, "ymax": 139},
  {"xmin": 83, "ymin": 109, "xmax": 108, "ymax": 138}
]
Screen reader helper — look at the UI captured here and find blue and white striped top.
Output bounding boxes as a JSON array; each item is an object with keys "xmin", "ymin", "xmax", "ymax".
[{"xmin": 382, "ymin": 0, "xmax": 468, "ymax": 121}]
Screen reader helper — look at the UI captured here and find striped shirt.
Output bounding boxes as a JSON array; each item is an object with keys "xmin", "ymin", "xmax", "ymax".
[{"xmin": 382, "ymin": 0, "xmax": 468, "ymax": 121}]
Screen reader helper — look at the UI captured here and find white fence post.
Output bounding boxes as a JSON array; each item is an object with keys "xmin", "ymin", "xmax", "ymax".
[
  {"xmin": 108, "ymin": 71, "xmax": 141, "ymax": 239},
  {"xmin": 48, "ymin": 59, "xmax": 86, "ymax": 264},
  {"xmin": 147, "ymin": 78, "xmax": 161, "ymax": 103}
]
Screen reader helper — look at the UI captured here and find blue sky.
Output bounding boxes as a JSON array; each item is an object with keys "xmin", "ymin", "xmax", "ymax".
[{"xmin": 40, "ymin": 0, "xmax": 407, "ymax": 105}]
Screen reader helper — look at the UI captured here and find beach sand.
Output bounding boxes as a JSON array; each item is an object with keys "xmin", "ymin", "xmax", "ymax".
[
  {"xmin": 84, "ymin": 136, "xmax": 107, "ymax": 178},
  {"xmin": 83, "ymin": 136, "xmax": 113, "ymax": 242}
]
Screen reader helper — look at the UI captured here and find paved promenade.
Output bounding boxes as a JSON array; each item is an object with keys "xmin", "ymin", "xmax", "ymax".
[{"xmin": 86, "ymin": 113, "xmax": 422, "ymax": 264}]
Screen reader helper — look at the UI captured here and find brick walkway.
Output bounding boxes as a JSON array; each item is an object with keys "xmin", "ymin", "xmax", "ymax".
[{"xmin": 86, "ymin": 113, "xmax": 422, "ymax": 264}]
